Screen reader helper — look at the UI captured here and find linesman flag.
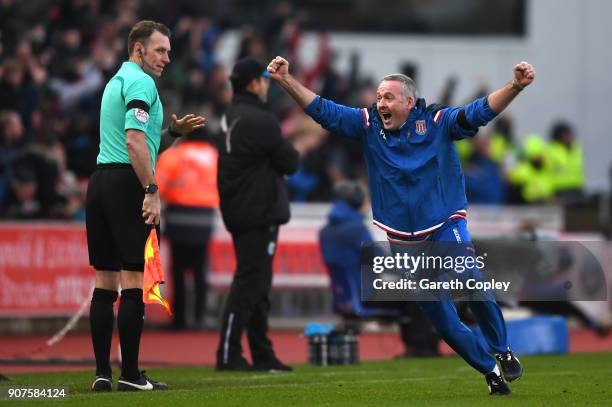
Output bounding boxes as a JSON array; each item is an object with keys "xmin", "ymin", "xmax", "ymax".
[{"xmin": 143, "ymin": 228, "xmax": 172, "ymax": 315}]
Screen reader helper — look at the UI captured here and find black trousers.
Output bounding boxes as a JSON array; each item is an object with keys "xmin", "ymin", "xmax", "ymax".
[
  {"xmin": 170, "ymin": 240, "xmax": 210, "ymax": 329},
  {"xmin": 363, "ymin": 300, "xmax": 440, "ymax": 356},
  {"xmin": 216, "ymin": 225, "xmax": 279, "ymax": 366}
]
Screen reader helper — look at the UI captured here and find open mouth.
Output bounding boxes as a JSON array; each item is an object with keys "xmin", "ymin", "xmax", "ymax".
[{"xmin": 381, "ymin": 112, "xmax": 392, "ymax": 121}]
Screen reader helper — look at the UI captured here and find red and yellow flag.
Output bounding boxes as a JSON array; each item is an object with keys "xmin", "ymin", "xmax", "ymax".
[{"xmin": 143, "ymin": 228, "xmax": 172, "ymax": 315}]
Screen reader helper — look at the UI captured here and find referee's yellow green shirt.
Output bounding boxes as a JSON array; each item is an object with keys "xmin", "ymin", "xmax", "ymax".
[{"xmin": 97, "ymin": 61, "xmax": 163, "ymax": 169}]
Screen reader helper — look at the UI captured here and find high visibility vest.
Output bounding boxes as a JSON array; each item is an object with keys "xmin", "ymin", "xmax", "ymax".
[
  {"xmin": 490, "ymin": 132, "xmax": 511, "ymax": 164},
  {"xmin": 509, "ymin": 135, "xmax": 555, "ymax": 203},
  {"xmin": 509, "ymin": 161, "xmax": 555, "ymax": 203},
  {"xmin": 548, "ymin": 140, "xmax": 584, "ymax": 192},
  {"xmin": 454, "ymin": 138, "xmax": 473, "ymax": 165},
  {"xmin": 156, "ymin": 141, "xmax": 219, "ymax": 208}
]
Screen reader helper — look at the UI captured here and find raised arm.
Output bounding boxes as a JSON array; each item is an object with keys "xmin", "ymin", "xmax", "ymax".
[
  {"xmin": 437, "ymin": 61, "xmax": 536, "ymax": 140},
  {"xmin": 267, "ymin": 56, "xmax": 317, "ymax": 108},
  {"xmin": 268, "ymin": 56, "xmax": 368, "ymax": 140},
  {"xmin": 487, "ymin": 61, "xmax": 535, "ymax": 114}
]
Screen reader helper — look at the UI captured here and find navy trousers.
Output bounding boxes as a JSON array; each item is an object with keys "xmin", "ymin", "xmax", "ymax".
[{"xmin": 392, "ymin": 218, "xmax": 508, "ymax": 374}]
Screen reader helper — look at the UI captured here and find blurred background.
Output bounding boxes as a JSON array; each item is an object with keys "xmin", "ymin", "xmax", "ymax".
[{"xmin": 1, "ymin": 0, "xmax": 611, "ymax": 370}]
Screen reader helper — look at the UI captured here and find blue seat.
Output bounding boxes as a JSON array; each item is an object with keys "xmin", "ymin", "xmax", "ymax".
[
  {"xmin": 323, "ymin": 256, "xmax": 401, "ymax": 320},
  {"xmin": 319, "ymin": 201, "xmax": 401, "ymax": 323},
  {"xmin": 473, "ymin": 315, "xmax": 569, "ymax": 355}
]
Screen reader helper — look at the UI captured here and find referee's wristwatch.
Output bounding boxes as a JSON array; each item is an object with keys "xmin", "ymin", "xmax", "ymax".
[{"xmin": 144, "ymin": 183, "xmax": 158, "ymax": 194}]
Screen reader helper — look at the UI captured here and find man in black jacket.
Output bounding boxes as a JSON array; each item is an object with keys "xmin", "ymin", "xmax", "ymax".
[{"xmin": 216, "ymin": 57, "xmax": 299, "ymax": 372}]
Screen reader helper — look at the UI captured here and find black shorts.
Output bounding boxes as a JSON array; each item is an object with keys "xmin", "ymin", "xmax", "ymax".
[{"xmin": 86, "ymin": 164, "xmax": 159, "ymax": 272}]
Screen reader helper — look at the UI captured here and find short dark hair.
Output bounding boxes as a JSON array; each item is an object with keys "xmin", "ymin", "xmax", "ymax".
[
  {"xmin": 550, "ymin": 121, "xmax": 574, "ymax": 142},
  {"xmin": 127, "ymin": 20, "xmax": 171, "ymax": 56},
  {"xmin": 229, "ymin": 57, "xmax": 268, "ymax": 93}
]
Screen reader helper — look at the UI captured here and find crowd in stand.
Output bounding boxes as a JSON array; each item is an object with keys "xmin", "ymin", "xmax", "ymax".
[
  {"xmin": 0, "ymin": 0, "xmax": 584, "ymax": 220},
  {"xmin": 459, "ymin": 118, "xmax": 584, "ymax": 206}
]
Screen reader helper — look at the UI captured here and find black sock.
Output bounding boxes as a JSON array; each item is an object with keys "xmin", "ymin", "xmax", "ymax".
[
  {"xmin": 117, "ymin": 288, "xmax": 144, "ymax": 380},
  {"xmin": 90, "ymin": 288, "xmax": 118, "ymax": 377}
]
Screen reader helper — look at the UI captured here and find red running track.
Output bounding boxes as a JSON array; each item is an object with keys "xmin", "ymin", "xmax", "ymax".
[{"xmin": 1, "ymin": 329, "xmax": 611, "ymax": 374}]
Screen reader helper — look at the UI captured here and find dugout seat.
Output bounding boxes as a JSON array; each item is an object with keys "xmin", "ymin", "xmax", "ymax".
[{"xmin": 323, "ymin": 257, "xmax": 402, "ymax": 330}]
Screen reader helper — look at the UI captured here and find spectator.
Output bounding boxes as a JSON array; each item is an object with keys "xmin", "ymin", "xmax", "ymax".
[
  {"xmin": 156, "ymin": 132, "xmax": 219, "ymax": 331},
  {"xmin": 1, "ymin": 165, "xmax": 41, "ymax": 219},
  {"xmin": 489, "ymin": 116, "xmax": 518, "ymax": 168},
  {"xmin": 0, "ymin": 110, "xmax": 25, "ymax": 202},
  {"xmin": 11, "ymin": 140, "xmax": 67, "ymax": 218},
  {"xmin": 464, "ymin": 137, "xmax": 506, "ymax": 204},
  {"xmin": 548, "ymin": 121, "xmax": 584, "ymax": 202},
  {"xmin": 0, "ymin": 59, "xmax": 34, "ymax": 119},
  {"xmin": 508, "ymin": 135, "xmax": 555, "ymax": 204}
]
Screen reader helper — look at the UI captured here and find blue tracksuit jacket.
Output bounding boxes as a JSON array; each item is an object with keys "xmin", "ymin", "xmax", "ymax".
[{"xmin": 304, "ymin": 96, "xmax": 497, "ymax": 238}]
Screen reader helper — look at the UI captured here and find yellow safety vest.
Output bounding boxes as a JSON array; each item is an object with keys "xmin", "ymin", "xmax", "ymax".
[{"xmin": 548, "ymin": 140, "xmax": 584, "ymax": 192}]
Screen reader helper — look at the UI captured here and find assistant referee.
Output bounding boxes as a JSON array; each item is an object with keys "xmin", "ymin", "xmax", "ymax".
[{"xmin": 86, "ymin": 20, "xmax": 204, "ymax": 392}]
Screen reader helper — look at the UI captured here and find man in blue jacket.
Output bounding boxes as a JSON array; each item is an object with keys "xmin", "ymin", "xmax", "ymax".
[
  {"xmin": 268, "ymin": 56, "xmax": 535, "ymax": 395},
  {"xmin": 320, "ymin": 180, "xmax": 440, "ymax": 357}
]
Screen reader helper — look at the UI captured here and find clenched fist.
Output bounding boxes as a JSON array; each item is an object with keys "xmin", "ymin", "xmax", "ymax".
[
  {"xmin": 513, "ymin": 61, "xmax": 535, "ymax": 89},
  {"xmin": 267, "ymin": 56, "xmax": 290, "ymax": 81}
]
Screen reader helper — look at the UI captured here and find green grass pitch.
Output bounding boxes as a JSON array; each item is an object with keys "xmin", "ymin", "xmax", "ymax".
[{"xmin": 2, "ymin": 353, "xmax": 611, "ymax": 406}]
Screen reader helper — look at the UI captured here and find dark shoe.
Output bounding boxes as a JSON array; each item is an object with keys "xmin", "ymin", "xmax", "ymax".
[
  {"xmin": 253, "ymin": 358, "xmax": 293, "ymax": 373},
  {"xmin": 495, "ymin": 349, "xmax": 523, "ymax": 382},
  {"xmin": 117, "ymin": 371, "xmax": 168, "ymax": 391},
  {"xmin": 91, "ymin": 375, "xmax": 112, "ymax": 392},
  {"xmin": 216, "ymin": 356, "xmax": 254, "ymax": 372},
  {"xmin": 485, "ymin": 372, "xmax": 511, "ymax": 396}
]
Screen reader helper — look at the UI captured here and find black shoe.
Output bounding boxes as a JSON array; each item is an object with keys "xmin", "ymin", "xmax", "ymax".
[
  {"xmin": 91, "ymin": 375, "xmax": 112, "ymax": 392},
  {"xmin": 117, "ymin": 371, "xmax": 168, "ymax": 391},
  {"xmin": 216, "ymin": 356, "xmax": 254, "ymax": 372},
  {"xmin": 485, "ymin": 372, "xmax": 511, "ymax": 396},
  {"xmin": 495, "ymin": 349, "xmax": 523, "ymax": 382},
  {"xmin": 253, "ymin": 358, "xmax": 293, "ymax": 373}
]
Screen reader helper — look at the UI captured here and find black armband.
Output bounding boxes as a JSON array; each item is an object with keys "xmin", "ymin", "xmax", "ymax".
[
  {"xmin": 315, "ymin": 97, "xmax": 323, "ymax": 113},
  {"xmin": 457, "ymin": 109, "xmax": 472, "ymax": 130},
  {"xmin": 126, "ymin": 100, "xmax": 150, "ymax": 112}
]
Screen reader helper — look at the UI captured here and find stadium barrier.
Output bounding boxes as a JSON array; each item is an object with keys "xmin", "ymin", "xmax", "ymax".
[
  {"xmin": 2, "ymin": 203, "xmax": 609, "ymax": 325},
  {"xmin": 0, "ymin": 223, "xmax": 328, "ymax": 323}
]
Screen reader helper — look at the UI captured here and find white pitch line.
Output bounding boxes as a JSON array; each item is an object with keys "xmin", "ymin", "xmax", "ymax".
[
  {"xmin": 214, "ymin": 375, "xmax": 464, "ymax": 390},
  {"xmin": 185, "ymin": 367, "xmax": 612, "ymax": 387}
]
